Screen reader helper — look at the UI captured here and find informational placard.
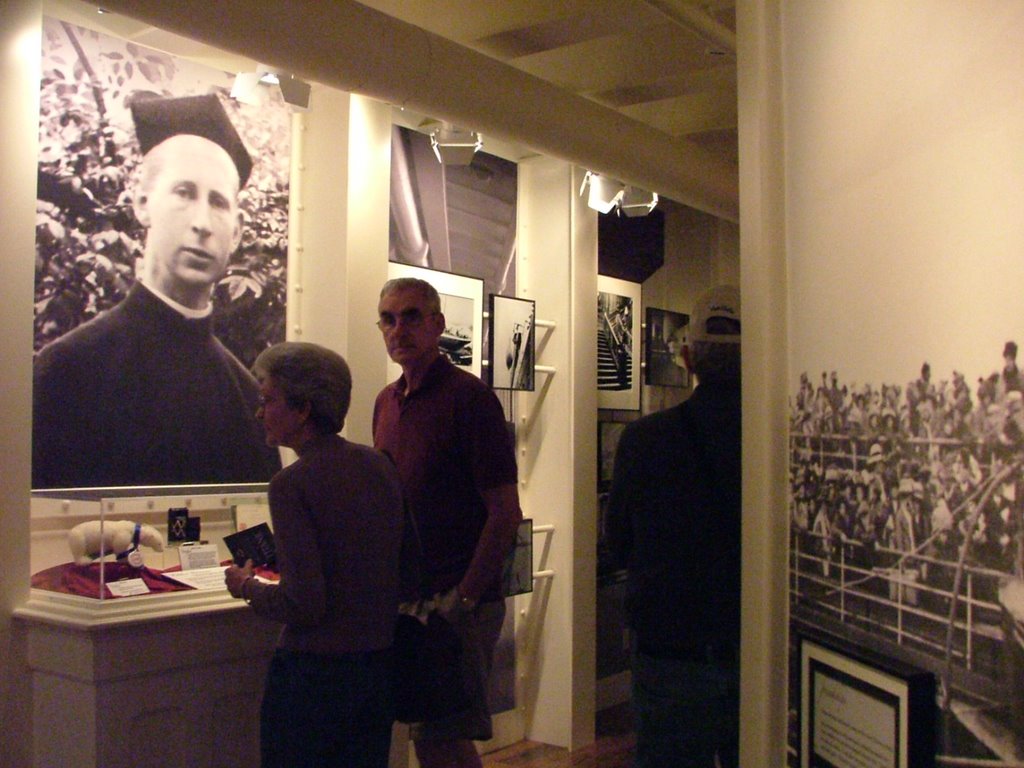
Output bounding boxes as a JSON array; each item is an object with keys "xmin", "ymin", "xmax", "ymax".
[
  {"xmin": 177, "ymin": 543, "xmax": 221, "ymax": 571},
  {"xmin": 800, "ymin": 634, "xmax": 934, "ymax": 768}
]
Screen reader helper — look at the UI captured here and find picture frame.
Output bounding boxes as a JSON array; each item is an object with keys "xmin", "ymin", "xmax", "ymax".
[
  {"xmin": 598, "ymin": 420, "xmax": 627, "ymax": 492},
  {"xmin": 598, "ymin": 275, "xmax": 642, "ymax": 410},
  {"xmin": 645, "ymin": 307, "xmax": 690, "ymax": 388},
  {"xmin": 501, "ymin": 518, "xmax": 534, "ymax": 597},
  {"xmin": 799, "ymin": 632, "xmax": 935, "ymax": 768},
  {"xmin": 489, "ymin": 295, "xmax": 536, "ymax": 391},
  {"xmin": 386, "ymin": 262, "xmax": 485, "ymax": 380}
]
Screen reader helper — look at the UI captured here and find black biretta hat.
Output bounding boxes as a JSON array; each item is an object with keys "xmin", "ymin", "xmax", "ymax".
[{"xmin": 130, "ymin": 94, "xmax": 253, "ymax": 186}]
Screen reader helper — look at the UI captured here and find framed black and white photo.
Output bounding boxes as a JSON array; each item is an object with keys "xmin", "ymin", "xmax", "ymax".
[
  {"xmin": 598, "ymin": 275, "xmax": 642, "ymax": 410},
  {"xmin": 489, "ymin": 295, "xmax": 536, "ymax": 391},
  {"xmin": 501, "ymin": 519, "xmax": 534, "ymax": 597},
  {"xmin": 386, "ymin": 262, "xmax": 484, "ymax": 380},
  {"xmin": 799, "ymin": 633, "xmax": 935, "ymax": 768},
  {"xmin": 645, "ymin": 307, "xmax": 690, "ymax": 388},
  {"xmin": 31, "ymin": 17, "xmax": 291, "ymax": 491}
]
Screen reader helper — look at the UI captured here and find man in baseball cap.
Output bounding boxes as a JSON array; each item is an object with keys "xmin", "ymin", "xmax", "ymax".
[{"xmin": 608, "ymin": 284, "xmax": 741, "ymax": 767}]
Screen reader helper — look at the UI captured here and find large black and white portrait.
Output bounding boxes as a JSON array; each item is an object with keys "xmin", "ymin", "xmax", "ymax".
[
  {"xmin": 489, "ymin": 294, "xmax": 536, "ymax": 391},
  {"xmin": 598, "ymin": 275, "xmax": 641, "ymax": 410},
  {"xmin": 32, "ymin": 17, "xmax": 290, "ymax": 490}
]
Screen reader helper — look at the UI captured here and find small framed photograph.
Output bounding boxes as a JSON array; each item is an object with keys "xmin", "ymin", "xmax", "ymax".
[
  {"xmin": 645, "ymin": 307, "xmax": 690, "ymax": 388},
  {"xmin": 598, "ymin": 420, "xmax": 627, "ymax": 491},
  {"xmin": 501, "ymin": 519, "xmax": 534, "ymax": 597},
  {"xmin": 387, "ymin": 262, "xmax": 485, "ymax": 379},
  {"xmin": 489, "ymin": 295, "xmax": 536, "ymax": 391},
  {"xmin": 799, "ymin": 633, "xmax": 935, "ymax": 768},
  {"xmin": 598, "ymin": 275, "xmax": 642, "ymax": 410}
]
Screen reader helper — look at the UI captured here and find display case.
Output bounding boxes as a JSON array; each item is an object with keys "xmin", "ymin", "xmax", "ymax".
[
  {"xmin": 29, "ymin": 484, "xmax": 271, "ymax": 604},
  {"xmin": 17, "ymin": 486, "xmax": 280, "ymax": 768}
]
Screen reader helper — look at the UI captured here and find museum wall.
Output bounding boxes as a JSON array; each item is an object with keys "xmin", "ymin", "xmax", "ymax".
[
  {"xmin": 0, "ymin": 3, "xmax": 592, "ymax": 762},
  {"xmin": 780, "ymin": 1, "xmax": 1024, "ymax": 764},
  {"xmin": 0, "ymin": 2, "xmax": 746, "ymax": 765}
]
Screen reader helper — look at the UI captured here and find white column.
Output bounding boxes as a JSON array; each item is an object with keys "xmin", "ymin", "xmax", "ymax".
[
  {"xmin": 0, "ymin": 2, "xmax": 43, "ymax": 766},
  {"xmin": 737, "ymin": 0, "xmax": 791, "ymax": 765}
]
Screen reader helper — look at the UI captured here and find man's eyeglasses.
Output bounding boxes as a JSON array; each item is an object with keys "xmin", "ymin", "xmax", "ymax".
[{"xmin": 377, "ymin": 309, "xmax": 435, "ymax": 331}]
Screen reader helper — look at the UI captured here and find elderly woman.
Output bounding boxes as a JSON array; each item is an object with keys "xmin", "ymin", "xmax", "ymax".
[{"xmin": 225, "ymin": 342, "xmax": 405, "ymax": 768}]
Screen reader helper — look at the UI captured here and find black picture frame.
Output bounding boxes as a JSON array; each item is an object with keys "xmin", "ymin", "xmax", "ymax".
[
  {"xmin": 489, "ymin": 294, "xmax": 536, "ymax": 391},
  {"xmin": 645, "ymin": 306, "xmax": 690, "ymax": 388},
  {"xmin": 501, "ymin": 518, "xmax": 534, "ymax": 597},
  {"xmin": 798, "ymin": 631, "xmax": 935, "ymax": 768},
  {"xmin": 598, "ymin": 275, "xmax": 642, "ymax": 410}
]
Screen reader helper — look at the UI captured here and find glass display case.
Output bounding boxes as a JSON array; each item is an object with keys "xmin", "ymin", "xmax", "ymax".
[{"xmin": 29, "ymin": 484, "xmax": 270, "ymax": 603}]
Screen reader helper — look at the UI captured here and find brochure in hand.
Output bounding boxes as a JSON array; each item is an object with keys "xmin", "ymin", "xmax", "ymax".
[{"xmin": 223, "ymin": 522, "xmax": 276, "ymax": 568}]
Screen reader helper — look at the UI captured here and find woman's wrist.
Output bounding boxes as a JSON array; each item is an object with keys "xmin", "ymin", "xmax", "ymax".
[{"xmin": 241, "ymin": 575, "xmax": 255, "ymax": 603}]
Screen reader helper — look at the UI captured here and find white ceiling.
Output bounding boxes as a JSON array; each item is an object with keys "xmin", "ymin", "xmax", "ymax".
[{"xmin": 358, "ymin": 0, "xmax": 738, "ymax": 166}]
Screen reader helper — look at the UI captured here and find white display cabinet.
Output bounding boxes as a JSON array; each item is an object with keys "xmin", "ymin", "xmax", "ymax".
[{"xmin": 16, "ymin": 486, "xmax": 280, "ymax": 768}]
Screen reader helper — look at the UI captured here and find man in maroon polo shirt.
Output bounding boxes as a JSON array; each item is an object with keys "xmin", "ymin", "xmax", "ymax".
[{"xmin": 373, "ymin": 277, "xmax": 523, "ymax": 768}]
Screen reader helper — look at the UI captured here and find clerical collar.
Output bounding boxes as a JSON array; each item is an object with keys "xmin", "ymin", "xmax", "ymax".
[{"xmin": 140, "ymin": 282, "xmax": 214, "ymax": 319}]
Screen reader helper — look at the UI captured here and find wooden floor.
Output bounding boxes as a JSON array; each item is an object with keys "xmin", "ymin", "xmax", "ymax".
[{"xmin": 481, "ymin": 704, "xmax": 635, "ymax": 768}]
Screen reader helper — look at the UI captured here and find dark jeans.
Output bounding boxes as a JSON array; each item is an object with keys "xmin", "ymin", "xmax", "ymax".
[
  {"xmin": 260, "ymin": 647, "xmax": 393, "ymax": 768},
  {"xmin": 631, "ymin": 647, "xmax": 739, "ymax": 768}
]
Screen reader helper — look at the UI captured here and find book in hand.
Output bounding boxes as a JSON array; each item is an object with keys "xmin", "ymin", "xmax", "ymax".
[{"xmin": 223, "ymin": 522, "xmax": 276, "ymax": 568}]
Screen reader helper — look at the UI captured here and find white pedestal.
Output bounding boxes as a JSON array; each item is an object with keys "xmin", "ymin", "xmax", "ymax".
[{"xmin": 15, "ymin": 589, "xmax": 279, "ymax": 768}]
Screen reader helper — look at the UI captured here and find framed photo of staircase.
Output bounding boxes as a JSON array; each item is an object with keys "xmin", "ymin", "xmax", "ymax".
[{"xmin": 598, "ymin": 275, "xmax": 642, "ymax": 410}]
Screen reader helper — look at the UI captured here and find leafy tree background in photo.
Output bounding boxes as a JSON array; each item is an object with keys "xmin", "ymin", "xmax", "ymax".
[{"xmin": 35, "ymin": 17, "xmax": 290, "ymax": 368}]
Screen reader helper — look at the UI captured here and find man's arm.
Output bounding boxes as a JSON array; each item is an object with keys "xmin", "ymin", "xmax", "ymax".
[{"xmin": 457, "ymin": 482, "xmax": 523, "ymax": 605}]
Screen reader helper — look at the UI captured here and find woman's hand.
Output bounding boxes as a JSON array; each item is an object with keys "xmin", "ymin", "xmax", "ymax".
[{"xmin": 224, "ymin": 559, "xmax": 255, "ymax": 599}]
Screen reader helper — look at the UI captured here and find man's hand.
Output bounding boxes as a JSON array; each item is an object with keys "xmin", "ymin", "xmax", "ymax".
[{"xmin": 433, "ymin": 586, "xmax": 476, "ymax": 622}]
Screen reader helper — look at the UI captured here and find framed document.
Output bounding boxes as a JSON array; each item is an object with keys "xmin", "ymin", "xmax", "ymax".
[{"xmin": 799, "ymin": 633, "xmax": 934, "ymax": 768}]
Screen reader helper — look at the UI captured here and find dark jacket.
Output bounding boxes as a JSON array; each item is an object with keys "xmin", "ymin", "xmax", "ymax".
[{"xmin": 606, "ymin": 383, "xmax": 741, "ymax": 654}]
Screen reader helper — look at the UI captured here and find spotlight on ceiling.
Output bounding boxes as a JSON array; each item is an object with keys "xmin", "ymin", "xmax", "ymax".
[
  {"xmin": 231, "ymin": 64, "xmax": 311, "ymax": 111},
  {"xmin": 618, "ymin": 185, "xmax": 659, "ymax": 217},
  {"xmin": 580, "ymin": 171, "xmax": 624, "ymax": 214},
  {"xmin": 430, "ymin": 125, "xmax": 483, "ymax": 165}
]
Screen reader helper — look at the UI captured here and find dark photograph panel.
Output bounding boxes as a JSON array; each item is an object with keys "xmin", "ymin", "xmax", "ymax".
[{"xmin": 645, "ymin": 307, "xmax": 689, "ymax": 388}]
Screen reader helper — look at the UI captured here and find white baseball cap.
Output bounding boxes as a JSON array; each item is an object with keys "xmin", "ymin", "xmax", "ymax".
[{"xmin": 687, "ymin": 285, "xmax": 740, "ymax": 344}]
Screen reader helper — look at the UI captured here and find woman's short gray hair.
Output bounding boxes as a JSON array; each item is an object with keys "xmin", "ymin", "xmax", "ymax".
[{"xmin": 252, "ymin": 342, "xmax": 352, "ymax": 435}]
